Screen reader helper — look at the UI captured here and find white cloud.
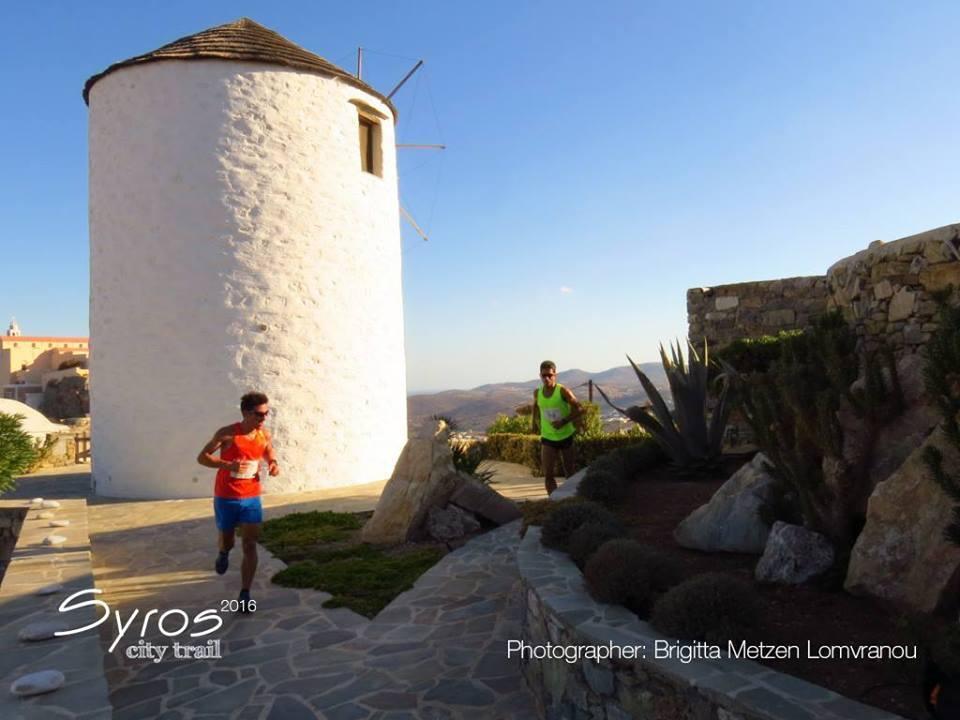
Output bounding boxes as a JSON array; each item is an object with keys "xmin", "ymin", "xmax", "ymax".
[{"xmin": 559, "ymin": 286, "xmax": 573, "ymax": 294}]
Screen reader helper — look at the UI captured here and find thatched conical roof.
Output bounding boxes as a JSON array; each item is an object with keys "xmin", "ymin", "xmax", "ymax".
[{"xmin": 83, "ymin": 17, "xmax": 396, "ymax": 118}]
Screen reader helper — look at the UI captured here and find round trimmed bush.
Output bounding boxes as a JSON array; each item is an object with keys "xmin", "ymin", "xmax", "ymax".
[
  {"xmin": 584, "ymin": 540, "xmax": 682, "ymax": 615},
  {"xmin": 567, "ymin": 520, "xmax": 627, "ymax": 569},
  {"xmin": 540, "ymin": 501, "xmax": 622, "ymax": 552},
  {"xmin": 650, "ymin": 572, "xmax": 760, "ymax": 644},
  {"xmin": 577, "ymin": 467, "xmax": 628, "ymax": 506}
]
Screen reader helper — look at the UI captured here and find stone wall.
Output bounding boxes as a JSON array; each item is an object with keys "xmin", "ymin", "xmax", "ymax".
[
  {"xmin": 825, "ymin": 223, "xmax": 960, "ymax": 353},
  {"xmin": 686, "ymin": 223, "xmax": 960, "ymax": 353},
  {"xmin": 517, "ymin": 527, "xmax": 902, "ymax": 720},
  {"xmin": 687, "ymin": 276, "xmax": 829, "ymax": 349}
]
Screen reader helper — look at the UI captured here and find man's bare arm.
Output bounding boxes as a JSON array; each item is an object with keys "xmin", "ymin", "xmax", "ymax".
[
  {"xmin": 197, "ymin": 427, "xmax": 238, "ymax": 471},
  {"xmin": 531, "ymin": 389, "xmax": 540, "ymax": 434},
  {"xmin": 263, "ymin": 429, "xmax": 280, "ymax": 476},
  {"xmin": 560, "ymin": 387, "xmax": 583, "ymax": 426}
]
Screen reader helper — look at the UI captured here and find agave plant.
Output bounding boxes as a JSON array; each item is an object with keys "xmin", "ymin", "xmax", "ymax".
[{"xmin": 595, "ymin": 341, "xmax": 733, "ymax": 474}]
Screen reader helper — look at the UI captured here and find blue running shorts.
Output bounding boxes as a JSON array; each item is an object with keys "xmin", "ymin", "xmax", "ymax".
[{"xmin": 213, "ymin": 496, "xmax": 263, "ymax": 531}]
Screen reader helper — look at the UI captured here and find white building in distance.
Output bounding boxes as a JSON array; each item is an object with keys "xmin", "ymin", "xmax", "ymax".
[{"xmin": 85, "ymin": 18, "xmax": 408, "ymax": 498}]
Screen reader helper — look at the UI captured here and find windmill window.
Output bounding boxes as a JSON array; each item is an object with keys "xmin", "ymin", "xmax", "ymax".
[{"xmin": 353, "ymin": 101, "xmax": 385, "ymax": 178}]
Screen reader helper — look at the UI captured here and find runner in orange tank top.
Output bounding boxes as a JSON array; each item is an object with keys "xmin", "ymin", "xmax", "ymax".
[{"xmin": 197, "ymin": 392, "xmax": 280, "ymax": 612}]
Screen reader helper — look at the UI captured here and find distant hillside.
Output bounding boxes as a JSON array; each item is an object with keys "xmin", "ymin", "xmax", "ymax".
[{"xmin": 407, "ymin": 363, "xmax": 669, "ymax": 433}]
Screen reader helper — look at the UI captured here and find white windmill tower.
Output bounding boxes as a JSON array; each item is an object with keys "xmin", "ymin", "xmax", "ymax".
[{"xmin": 85, "ymin": 18, "xmax": 412, "ymax": 498}]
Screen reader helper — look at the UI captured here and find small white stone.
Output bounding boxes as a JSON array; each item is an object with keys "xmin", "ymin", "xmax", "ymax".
[
  {"xmin": 42, "ymin": 535, "xmax": 67, "ymax": 546},
  {"xmin": 30, "ymin": 498, "xmax": 43, "ymax": 506},
  {"xmin": 40, "ymin": 500, "xmax": 61, "ymax": 509},
  {"xmin": 35, "ymin": 584, "xmax": 64, "ymax": 596},
  {"xmin": 10, "ymin": 669, "xmax": 65, "ymax": 696},
  {"xmin": 18, "ymin": 621, "xmax": 71, "ymax": 641},
  {"xmin": 35, "ymin": 512, "xmax": 55, "ymax": 520},
  {"xmin": 49, "ymin": 520, "xmax": 70, "ymax": 528}
]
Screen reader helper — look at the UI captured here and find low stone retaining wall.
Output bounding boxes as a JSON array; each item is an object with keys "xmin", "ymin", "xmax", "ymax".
[
  {"xmin": 0, "ymin": 499, "xmax": 111, "ymax": 718},
  {"xmin": 687, "ymin": 276, "xmax": 828, "ymax": 349},
  {"xmin": 516, "ymin": 474, "xmax": 905, "ymax": 720}
]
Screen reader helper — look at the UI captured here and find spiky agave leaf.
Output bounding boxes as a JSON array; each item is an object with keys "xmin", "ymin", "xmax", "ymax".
[{"xmin": 625, "ymin": 354, "xmax": 691, "ymax": 462}]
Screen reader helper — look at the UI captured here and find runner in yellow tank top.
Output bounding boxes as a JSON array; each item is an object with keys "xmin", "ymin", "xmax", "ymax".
[{"xmin": 532, "ymin": 360, "xmax": 583, "ymax": 495}]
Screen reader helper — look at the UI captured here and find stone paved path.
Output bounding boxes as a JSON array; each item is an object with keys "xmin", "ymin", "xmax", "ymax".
[{"xmin": 5, "ymin": 464, "xmax": 545, "ymax": 719}]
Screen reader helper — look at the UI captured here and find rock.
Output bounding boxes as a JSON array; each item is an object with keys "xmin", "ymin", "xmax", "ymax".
[
  {"xmin": 31, "ymin": 498, "xmax": 43, "ymax": 505},
  {"xmin": 845, "ymin": 426, "xmax": 960, "ymax": 613},
  {"xmin": 888, "ymin": 287, "xmax": 915, "ymax": 322},
  {"xmin": 835, "ymin": 354, "xmax": 940, "ymax": 509},
  {"xmin": 49, "ymin": 520, "xmax": 70, "ymax": 528},
  {"xmin": 40, "ymin": 500, "xmax": 61, "ymax": 509},
  {"xmin": 425, "ymin": 505, "xmax": 481, "ymax": 542},
  {"xmin": 361, "ymin": 422, "xmax": 464, "ymax": 544},
  {"xmin": 755, "ymin": 522, "xmax": 834, "ymax": 584},
  {"xmin": 673, "ymin": 453, "xmax": 775, "ymax": 553},
  {"xmin": 10, "ymin": 670, "xmax": 64, "ymax": 697},
  {"xmin": 873, "ymin": 279, "xmax": 893, "ymax": 300},
  {"xmin": 715, "ymin": 296, "xmax": 739, "ymax": 311},
  {"xmin": 449, "ymin": 477, "xmax": 522, "ymax": 525},
  {"xmin": 35, "ymin": 512, "xmax": 55, "ymax": 520},
  {"xmin": 42, "ymin": 535, "xmax": 67, "ymax": 546},
  {"xmin": 18, "ymin": 620, "xmax": 71, "ymax": 641},
  {"xmin": 35, "ymin": 584, "xmax": 63, "ymax": 596}
]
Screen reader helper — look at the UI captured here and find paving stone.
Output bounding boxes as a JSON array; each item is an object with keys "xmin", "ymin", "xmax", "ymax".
[
  {"xmin": 236, "ymin": 706, "xmax": 266, "ymax": 720},
  {"xmin": 420, "ymin": 707, "xmax": 456, "ymax": 720},
  {"xmin": 268, "ymin": 695, "xmax": 317, "ymax": 720},
  {"xmin": 112, "ymin": 697, "xmax": 163, "ymax": 720},
  {"xmin": 185, "ymin": 678, "xmax": 258, "ymax": 713},
  {"xmin": 217, "ymin": 642, "xmax": 289, "ymax": 667},
  {"xmin": 363, "ymin": 691, "xmax": 418, "ymax": 709},
  {"xmin": 209, "ymin": 670, "xmax": 236, "ymax": 686},
  {"xmin": 259, "ymin": 658, "xmax": 293, "ymax": 684},
  {"xmin": 272, "ymin": 674, "xmax": 353, "ymax": 696},
  {"xmin": 480, "ymin": 674, "xmax": 522, "ymax": 695},
  {"xmin": 108, "ymin": 679, "xmax": 170, "ymax": 708},
  {"xmin": 473, "ymin": 651, "xmax": 513, "ymax": 679},
  {"xmin": 35, "ymin": 583, "xmax": 64, "ymax": 595},
  {"xmin": 368, "ymin": 641, "xmax": 423, "ymax": 656},
  {"xmin": 309, "ymin": 629, "xmax": 356, "ymax": 648},
  {"xmin": 323, "ymin": 703, "xmax": 371, "ymax": 720},
  {"xmin": 312, "ymin": 670, "xmax": 394, "ymax": 709},
  {"xmin": 423, "ymin": 679, "xmax": 496, "ymax": 706},
  {"xmin": 173, "ymin": 677, "xmax": 200, "ymax": 694},
  {"xmin": 276, "ymin": 614, "xmax": 314, "ymax": 630}
]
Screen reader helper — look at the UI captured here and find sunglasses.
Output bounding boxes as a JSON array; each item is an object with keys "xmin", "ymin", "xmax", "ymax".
[
  {"xmin": 249, "ymin": 410, "xmax": 269, "ymax": 419},
  {"xmin": 540, "ymin": 373, "xmax": 556, "ymax": 379}
]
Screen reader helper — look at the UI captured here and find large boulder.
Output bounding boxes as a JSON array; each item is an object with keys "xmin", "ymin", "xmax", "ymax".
[
  {"xmin": 673, "ymin": 453, "xmax": 776, "ymax": 553},
  {"xmin": 833, "ymin": 354, "xmax": 940, "ymax": 509},
  {"xmin": 755, "ymin": 522, "xmax": 834, "ymax": 584},
  {"xmin": 449, "ymin": 477, "xmax": 522, "ymax": 525},
  {"xmin": 361, "ymin": 422, "xmax": 463, "ymax": 544},
  {"xmin": 845, "ymin": 425, "xmax": 960, "ymax": 613}
]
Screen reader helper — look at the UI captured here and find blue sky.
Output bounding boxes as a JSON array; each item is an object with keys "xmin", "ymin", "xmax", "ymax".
[{"xmin": 2, "ymin": 2, "xmax": 958, "ymax": 392}]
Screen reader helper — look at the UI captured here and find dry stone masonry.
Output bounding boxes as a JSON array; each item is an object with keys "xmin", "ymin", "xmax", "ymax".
[
  {"xmin": 687, "ymin": 223, "xmax": 960, "ymax": 354},
  {"xmin": 687, "ymin": 277, "xmax": 828, "ymax": 349}
]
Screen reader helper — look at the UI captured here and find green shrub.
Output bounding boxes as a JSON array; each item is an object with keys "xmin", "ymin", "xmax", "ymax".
[
  {"xmin": 712, "ymin": 330, "xmax": 804, "ymax": 378},
  {"xmin": 577, "ymin": 468, "xmax": 628, "ymax": 506},
  {"xmin": 585, "ymin": 540, "xmax": 683, "ymax": 615},
  {"xmin": 482, "ymin": 431, "xmax": 660, "ymax": 477},
  {"xmin": 650, "ymin": 572, "xmax": 760, "ymax": 643},
  {"xmin": 568, "ymin": 521, "xmax": 627, "ymax": 569},
  {"xmin": 0, "ymin": 413, "xmax": 39, "ymax": 493},
  {"xmin": 921, "ymin": 298, "xmax": 960, "ymax": 545},
  {"xmin": 487, "ymin": 413, "xmax": 533, "ymax": 435},
  {"xmin": 519, "ymin": 496, "xmax": 586, "ymax": 536},
  {"xmin": 736, "ymin": 311, "xmax": 904, "ymax": 548},
  {"xmin": 541, "ymin": 501, "xmax": 623, "ymax": 551}
]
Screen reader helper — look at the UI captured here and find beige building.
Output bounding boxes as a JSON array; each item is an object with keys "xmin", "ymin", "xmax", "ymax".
[{"xmin": 0, "ymin": 336, "xmax": 89, "ymax": 387}]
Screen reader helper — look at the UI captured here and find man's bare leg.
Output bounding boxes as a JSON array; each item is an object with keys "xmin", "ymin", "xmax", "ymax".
[
  {"xmin": 559, "ymin": 446, "xmax": 576, "ymax": 481},
  {"xmin": 215, "ymin": 529, "xmax": 235, "ymax": 575},
  {"xmin": 542, "ymin": 444, "xmax": 558, "ymax": 495},
  {"xmin": 218, "ymin": 529, "xmax": 235, "ymax": 554},
  {"xmin": 240, "ymin": 523, "xmax": 259, "ymax": 591}
]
